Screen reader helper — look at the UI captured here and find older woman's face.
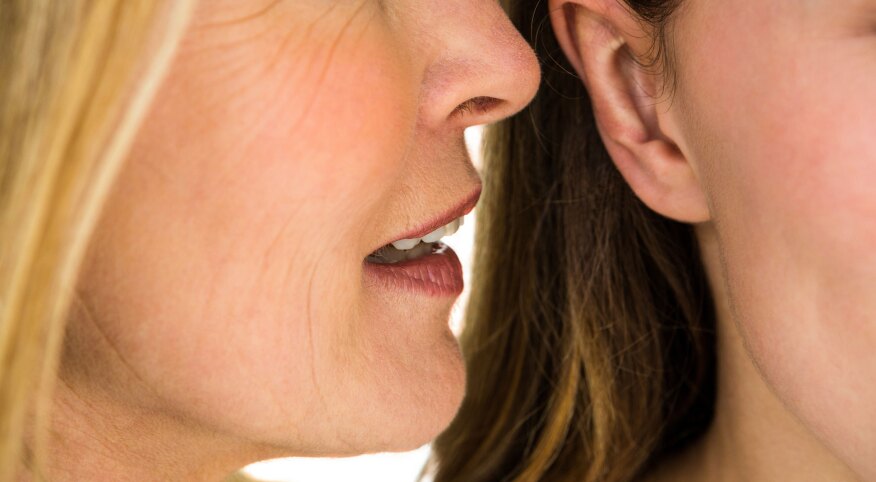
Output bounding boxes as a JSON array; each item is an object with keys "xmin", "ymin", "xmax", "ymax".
[
  {"xmin": 669, "ymin": 0, "xmax": 876, "ymax": 477},
  {"xmin": 71, "ymin": 0, "xmax": 538, "ymax": 455}
]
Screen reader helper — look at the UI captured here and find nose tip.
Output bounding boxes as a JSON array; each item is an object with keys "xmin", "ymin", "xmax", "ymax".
[
  {"xmin": 491, "ymin": 35, "xmax": 542, "ymax": 117},
  {"xmin": 418, "ymin": 1, "xmax": 542, "ymax": 129},
  {"xmin": 481, "ymin": 45, "xmax": 541, "ymax": 124}
]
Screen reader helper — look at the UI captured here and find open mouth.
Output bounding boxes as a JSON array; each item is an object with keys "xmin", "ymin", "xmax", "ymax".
[
  {"xmin": 363, "ymin": 188, "xmax": 478, "ymax": 298},
  {"xmin": 365, "ymin": 216, "xmax": 463, "ymax": 264},
  {"xmin": 363, "ymin": 185, "xmax": 480, "ymax": 296}
]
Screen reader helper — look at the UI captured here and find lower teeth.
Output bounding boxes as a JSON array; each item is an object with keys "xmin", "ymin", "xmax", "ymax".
[{"xmin": 366, "ymin": 241, "xmax": 441, "ymax": 264}]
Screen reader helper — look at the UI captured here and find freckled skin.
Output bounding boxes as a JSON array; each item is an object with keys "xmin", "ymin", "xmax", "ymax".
[
  {"xmin": 59, "ymin": 0, "xmax": 539, "ymax": 478},
  {"xmin": 666, "ymin": 0, "xmax": 876, "ymax": 478}
]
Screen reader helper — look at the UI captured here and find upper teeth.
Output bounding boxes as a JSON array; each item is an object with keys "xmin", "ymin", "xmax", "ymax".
[{"xmin": 390, "ymin": 217, "xmax": 463, "ymax": 251}]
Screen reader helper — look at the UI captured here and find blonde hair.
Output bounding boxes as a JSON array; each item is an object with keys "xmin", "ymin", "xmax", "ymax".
[{"xmin": 0, "ymin": 1, "xmax": 194, "ymax": 479}]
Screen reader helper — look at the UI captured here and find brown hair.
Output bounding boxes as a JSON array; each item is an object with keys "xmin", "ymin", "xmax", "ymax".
[{"xmin": 430, "ymin": 1, "xmax": 716, "ymax": 481}]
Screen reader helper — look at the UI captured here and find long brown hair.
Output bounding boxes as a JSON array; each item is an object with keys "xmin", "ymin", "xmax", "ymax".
[{"xmin": 430, "ymin": 1, "xmax": 715, "ymax": 480}]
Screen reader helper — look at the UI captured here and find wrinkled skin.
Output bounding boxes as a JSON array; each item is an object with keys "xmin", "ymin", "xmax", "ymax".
[{"xmin": 53, "ymin": 1, "xmax": 539, "ymax": 480}]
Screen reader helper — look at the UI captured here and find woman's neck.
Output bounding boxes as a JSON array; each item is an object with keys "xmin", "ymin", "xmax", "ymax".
[
  {"xmin": 646, "ymin": 226, "xmax": 860, "ymax": 482},
  {"xmin": 18, "ymin": 378, "xmax": 276, "ymax": 482}
]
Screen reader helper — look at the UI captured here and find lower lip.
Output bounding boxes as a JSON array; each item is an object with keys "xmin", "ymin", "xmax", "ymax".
[{"xmin": 363, "ymin": 243, "xmax": 464, "ymax": 297}]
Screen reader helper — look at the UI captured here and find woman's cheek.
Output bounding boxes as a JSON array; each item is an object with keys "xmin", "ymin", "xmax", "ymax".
[
  {"xmin": 675, "ymin": 2, "xmax": 876, "ymax": 475},
  {"xmin": 714, "ymin": 36, "xmax": 876, "ymax": 480}
]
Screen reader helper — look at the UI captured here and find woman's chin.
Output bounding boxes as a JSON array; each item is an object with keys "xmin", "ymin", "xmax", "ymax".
[
  {"xmin": 366, "ymin": 326, "xmax": 466, "ymax": 453},
  {"xmin": 400, "ymin": 349, "xmax": 466, "ymax": 451},
  {"xmin": 352, "ymin": 310, "xmax": 466, "ymax": 452}
]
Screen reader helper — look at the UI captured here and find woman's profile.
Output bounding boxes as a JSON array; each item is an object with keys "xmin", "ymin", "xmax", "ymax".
[
  {"xmin": 432, "ymin": 0, "xmax": 876, "ymax": 480},
  {"xmin": 0, "ymin": 1, "xmax": 539, "ymax": 480}
]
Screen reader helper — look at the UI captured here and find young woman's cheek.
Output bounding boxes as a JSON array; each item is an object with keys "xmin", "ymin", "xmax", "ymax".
[{"xmin": 669, "ymin": 1, "xmax": 876, "ymax": 477}]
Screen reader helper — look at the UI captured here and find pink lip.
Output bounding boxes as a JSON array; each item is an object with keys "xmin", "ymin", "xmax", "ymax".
[
  {"xmin": 362, "ymin": 185, "xmax": 481, "ymax": 298},
  {"xmin": 391, "ymin": 186, "xmax": 482, "ymax": 244},
  {"xmin": 364, "ymin": 244, "xmax": 463, "ymax": 297}
]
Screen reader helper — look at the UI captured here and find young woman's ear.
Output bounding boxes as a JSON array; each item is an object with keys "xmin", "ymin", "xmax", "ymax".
[{"xmin": 548, "ymin": 0, "xmax": 710, "ymax": 224}]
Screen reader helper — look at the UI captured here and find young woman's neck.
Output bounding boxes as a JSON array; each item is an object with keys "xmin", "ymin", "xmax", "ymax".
[{"xmin": 647, "ymin": 225, "xmax": 860, "ymax": 482}]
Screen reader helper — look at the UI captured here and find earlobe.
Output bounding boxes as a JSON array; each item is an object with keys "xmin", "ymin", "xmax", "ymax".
[{"xmin": 549, "ymin": 0, "xmax": 711, "ymax": 224}]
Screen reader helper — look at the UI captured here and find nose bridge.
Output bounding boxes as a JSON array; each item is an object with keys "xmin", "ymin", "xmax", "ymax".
[{"xmin": 414, "ymin": 0, "xmax": 541, "ymax": 128}]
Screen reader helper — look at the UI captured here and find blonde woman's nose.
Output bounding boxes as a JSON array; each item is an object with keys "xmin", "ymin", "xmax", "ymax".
[{"xmin": 414, "ymin": 0, "xmax": 541, "ymax": 130}]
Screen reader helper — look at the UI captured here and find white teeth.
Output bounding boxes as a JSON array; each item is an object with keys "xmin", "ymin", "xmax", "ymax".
[
  {"xmin": 391, "ymin": 238, "xmax": 420, "ymax": 250},
  {"xmin": 445, "ymin": 218, "xmax": 461, "ymax": 237},
  {"xmin": 421, "ymin": 225, "xmax": 446, "ymax": 243},
  {"xmin": 386, "ymin": 216, "xmax": 465, "ymax": 251}
]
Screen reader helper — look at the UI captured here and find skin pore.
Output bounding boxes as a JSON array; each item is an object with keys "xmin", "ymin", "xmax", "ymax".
[
  {"xmin": 26, "ymin": 1, "xmax": 539, "ymax": 481},
  {"xmin": 550, "ymin": 0, "xmax": 875, "ymax": 480}
]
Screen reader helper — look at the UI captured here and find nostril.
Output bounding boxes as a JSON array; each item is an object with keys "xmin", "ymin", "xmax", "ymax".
[{"xmin": 451, "ymin": 96, "xmax": 503, "ymax": 119}]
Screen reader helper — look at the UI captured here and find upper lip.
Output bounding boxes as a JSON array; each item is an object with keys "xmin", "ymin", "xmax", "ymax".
[{"xmin": 371, "ymin": 185, "xmax": 482, "ymax": 252}]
